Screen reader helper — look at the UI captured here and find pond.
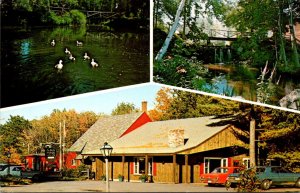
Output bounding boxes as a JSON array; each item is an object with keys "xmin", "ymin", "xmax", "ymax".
[
  {"xmin": 201, "ymin": 63, "xmax": 300, "ymax": 107},
  {"xmin": 1, "ymin": 26, "xmax": 149, "ymax": 108}
]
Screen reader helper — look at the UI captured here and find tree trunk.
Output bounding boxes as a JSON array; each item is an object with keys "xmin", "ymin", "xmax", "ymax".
[
  {"xmin": 278, "ymin": 4, "xmax": 288, "ymax": 66},
  {"xmin": 183, "ymin": 0, "xmax": 188, "ymax": 39},
  {"xmin": 155, "ymin": 0, "xmax": 159, "ymax": 28},
  {"xmin": 250, "ymin": 119, "xmax": 256, "ymax": 167},
  {"xmin": 288, "ymin": 0, "xmax": 300, "ymax": 67},
  {"xmin": 155, "ymin": 0, "xmax": 186, "ymax": 61}
]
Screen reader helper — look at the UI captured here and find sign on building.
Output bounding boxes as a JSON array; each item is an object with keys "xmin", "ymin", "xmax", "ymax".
[{"xmin": 45, "ymin": 147, "xmax": 56, "ymax": 159}]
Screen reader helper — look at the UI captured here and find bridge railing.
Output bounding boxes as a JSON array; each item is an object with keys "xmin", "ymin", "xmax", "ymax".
[
  {"xmin": 49, "ymin": 6, "xmax": 117, "ymax": 19},
  {"xmin": 204, "ymin": 29, "xmax": 251, "ymax": 39}
]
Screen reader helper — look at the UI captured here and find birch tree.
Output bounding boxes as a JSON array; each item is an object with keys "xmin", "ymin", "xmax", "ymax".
[{"xmin": 155, "ymin": 0, "xmax": 186, "ymax": 61}]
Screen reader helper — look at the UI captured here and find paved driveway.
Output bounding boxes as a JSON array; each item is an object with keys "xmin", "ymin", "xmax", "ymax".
[{"xmin": 1, "ymin": 180, "xmax": 299, "ymax": 192}]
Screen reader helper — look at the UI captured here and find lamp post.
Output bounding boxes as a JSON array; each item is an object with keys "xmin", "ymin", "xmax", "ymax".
[
  {"xmin": 100, "ymin": 142, "xmax": 113, "ymax": 192},
  {"xmin": 6, "ymin": 150, "xmax": 11, "ymax": 176}
]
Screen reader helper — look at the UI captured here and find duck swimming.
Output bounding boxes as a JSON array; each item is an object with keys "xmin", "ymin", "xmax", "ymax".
[
  {"xmin": 51, "ymin": 40, "xmax": 55, "ymax": 46},
  {"xmin": 91, "ymin": 58, "xmax": 98, "ymax": 67},
  {"xmin": 55, "ymin": 60, "xmax": 63, "ymax": 70},
  {"xmin": 76, "ymin": 41, "xmax": 83, "ymax": 46},
  {"xmin": 84, "ymin": 53, "xmax": 90, "ymax": 60},
  {"xmin": 65, "ymin": 48, "xmax": 71, "ymax": 55}
]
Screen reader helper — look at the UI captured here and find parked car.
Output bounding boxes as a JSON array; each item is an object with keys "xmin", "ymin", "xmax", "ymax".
[
  {"xmin": 226, "ymin": 166, "xmax": 300, "ymax": 190},
  {"xmin": 0, "ymin": 164, "xmax": 42, "ymax": 181},
  {"xmin": 200, "ymin": 166, "xmax": 240, "ymax": 186},
  {"xmin": 0, "ymin": 164, "xmax": 24, "ymax": 177}
]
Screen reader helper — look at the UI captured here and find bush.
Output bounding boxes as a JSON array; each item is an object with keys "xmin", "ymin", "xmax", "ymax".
[
  {"xmin": 154, "ymin": 55, "xmax": 208, "ymax": 89},
  {"xmin": 49, "ymin": 10, "xmax": 86, "ymax": 26},
  {"xmin": 62, "ymin": 164, "xmax": 89, "ymax": 178},
  {"xmin": 70, "ymin": 10, "xmax": 86, "ymax": 26},
  {"xmin": 225, "ymin": 166, "xmax": 259, "ymax": 192},
  {"xmin": 49, "ymin": 11, "xmax": 72, "ymax": 25}
]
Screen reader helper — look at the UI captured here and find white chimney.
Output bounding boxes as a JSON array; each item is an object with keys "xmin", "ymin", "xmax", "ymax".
[{"xmin": 168, "ymin": 128, "xmax": 184, "ymax": 148}]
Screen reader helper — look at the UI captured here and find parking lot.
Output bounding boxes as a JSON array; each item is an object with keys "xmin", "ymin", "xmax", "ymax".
[{"xmin": 1, "ymin": 180, "xmax": 300, "ymax": 192}]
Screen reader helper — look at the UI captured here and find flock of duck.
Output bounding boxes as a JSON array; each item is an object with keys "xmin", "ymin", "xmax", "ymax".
[{"xmin": 51, "ymin": 39, "xmax": 99, "ymax": 71}]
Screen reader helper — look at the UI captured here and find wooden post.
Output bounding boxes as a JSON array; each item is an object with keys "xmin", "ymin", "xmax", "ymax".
[
  {"xmin": 95, "ymin": 157, "xmax": 101, "ymax": 180},
  {"xmin": 173, "ymin": 154, "xmax": 177, "ymax": 184},
  {"xmin": 122, "ymin": 155, "xmax": 125, "ymax": 180},
  {"xmin": 250, "ymin": 119, "xmax": 256, "ymax": 167},
  {"xmin": 145, "ymin": 155, "xmax": 148, "ymax": 176},
  {"xmin": 185, "ymin": 154, "xmax": 189, "ymax": 183}
]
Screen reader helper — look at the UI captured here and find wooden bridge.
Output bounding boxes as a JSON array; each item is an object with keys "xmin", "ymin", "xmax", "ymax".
[
  {"xmin": 204, "ymin": 29, "xmax": 251, "ymax": 41},
  {"xmin": 204, "ymin": 29, "xmax": 250, "ymax": 42},
  {"xmin": 49, "ymin": 6, "xmax": 119, "ymax": 19}
]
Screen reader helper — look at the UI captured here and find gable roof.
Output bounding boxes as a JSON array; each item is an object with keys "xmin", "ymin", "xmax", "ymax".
[
  {"xmin": 85, "ymin": 116, "xmax": 231, "ymax": 155},
  {"xmin": 68, "ymin": 112, "xmax": 146, "ymax": 154}
]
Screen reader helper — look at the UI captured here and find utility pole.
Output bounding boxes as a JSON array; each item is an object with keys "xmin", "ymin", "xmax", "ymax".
[
  {"xmin": 59, "ymin": 122, "xmax": 62, "ymax": 171},
  {"xmin": 63, "ymin": 120, "xmax": 66, "ymax": 170},
  {"xmin": 250, "ymin": 119, "xmax": 256, "ymax": 167}
]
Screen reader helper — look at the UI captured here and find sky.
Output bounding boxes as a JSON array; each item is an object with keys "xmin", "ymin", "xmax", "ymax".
[{"xmin": 0, "ymin": 83, "xmax": 162, "ymax": 124}]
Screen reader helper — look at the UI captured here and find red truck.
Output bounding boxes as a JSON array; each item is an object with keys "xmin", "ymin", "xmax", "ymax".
[{"xmin": 200, "ymin": 166, "xmax": 240, "ymax": 186}]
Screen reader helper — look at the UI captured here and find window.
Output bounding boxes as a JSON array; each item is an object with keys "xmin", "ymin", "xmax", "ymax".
[
  {"xmin": 242, "ymin": 158, "xmax": 250, "ymax": 169},
  {"xmin": 71, "ymin": 159, "xmax": 76, "ymax": 166},
  {"xmin": 211, "ymin": 168, "xmax": 228, "ymax": 174},
  {"xmin": 134, "ymin": 157, "xmax": 153, "ymax": 175},
  {"xmin": 204, "ymin": 157, "xmax": 228, "ymax": 174},
  {"xmin": 0, "ymin": 165, "xmax": 8, "ymax": 171},
  {"xmin": 256, "ymin": 167, "xmax": 266, "ymax": 173}
]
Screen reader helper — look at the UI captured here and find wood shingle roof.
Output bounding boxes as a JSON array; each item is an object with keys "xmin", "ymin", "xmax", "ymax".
[
  {"xmin": 85, "ymin": 116, "xmax": 232, "ymax": 155},
  {"xmin": 69, "ymin": 112, "xmax": 145, "ymax": 154}
]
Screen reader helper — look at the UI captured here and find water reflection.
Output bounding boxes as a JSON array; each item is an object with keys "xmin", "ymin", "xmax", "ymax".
[
  {"xmin": 20, "ymin": 40, "xmax": 31, "ymax": 58},
  {"xmin": 205, "ymin": 64, "xmax": 299, "ymax": 105}
]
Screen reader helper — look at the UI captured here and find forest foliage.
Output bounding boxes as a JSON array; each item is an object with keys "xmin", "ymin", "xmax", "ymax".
[{"xmin": 1, "ymin": 0, "xmax": 149, "ymax": 26}]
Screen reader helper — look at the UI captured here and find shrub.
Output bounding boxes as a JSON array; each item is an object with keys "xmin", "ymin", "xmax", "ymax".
[
  {"xmin": 70, "ymin": 10, "xmax": 86, "ymax": 26},
  {"xmin": 49, "ymin": 10, "xmax": 86, "ymax": 26},
  {"xmin": 49, "ymin": 11, "xmax": 72, "ymax": 25},
  {"xmin": 139, "ymin": 174, "xmax": 148, "ymax": 182},
  {"xmin": 154, "ymin": 55, "xmax": 208, "ymax": 89}
]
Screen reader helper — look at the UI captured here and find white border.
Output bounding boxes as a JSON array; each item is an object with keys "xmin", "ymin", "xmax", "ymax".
[{"xmin": 150, "ymin": 0, "xmax": 154, "ymax": 82}]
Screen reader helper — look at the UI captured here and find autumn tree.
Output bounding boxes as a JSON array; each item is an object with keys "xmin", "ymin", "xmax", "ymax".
[
  {"xmin": 149, "ymin": 87, "xmax": 240, "ymax": 120},
  {"xmin": 22, "ymin": 109, "xmax": 99, "ymax": 155},
  {"xmin": 148, "ymin": 87, "xmax": 173, "ymax": 121}
]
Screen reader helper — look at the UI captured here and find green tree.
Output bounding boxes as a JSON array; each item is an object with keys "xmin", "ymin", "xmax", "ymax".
[
  {"xmin": 111, "ymin": 102, "xmax": 139, "ymax": 115},
  {"xmin": 150, "ymin": 88, "xmax": 240, "ymax": 120},
  {"xmin": 224, "ymin": 0, "xmax": 300, "ymax": 69},
  {"xmin": 166, "ymin": 89, "xmax": 240, "ymax": 119},
  {"xmin": 0, "ymin": 115, "xmax": 32, "ymax": 163},
  {"xmin": 259, "ymin": 109, "xmax": 300, "ymax": 172}
]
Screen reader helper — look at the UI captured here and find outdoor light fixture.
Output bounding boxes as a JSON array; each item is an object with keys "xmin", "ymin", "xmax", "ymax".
[
  {"xmin": 100, "ymin": 142, "xmax": 113, "ymax": 192},
  {"xmin": 100, "ymin": 142, "xmax": 113, "ymax": 158}
]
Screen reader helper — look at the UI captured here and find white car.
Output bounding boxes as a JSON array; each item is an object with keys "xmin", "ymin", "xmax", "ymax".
[{"xmin": 0, "ymin": 164, "xmax": 24, "ymax": 177}]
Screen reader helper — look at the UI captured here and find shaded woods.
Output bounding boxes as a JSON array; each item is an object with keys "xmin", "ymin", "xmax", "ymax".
[{"xmin": 1, "ymin": 0, "xmax": 149, "ymax": 27}]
